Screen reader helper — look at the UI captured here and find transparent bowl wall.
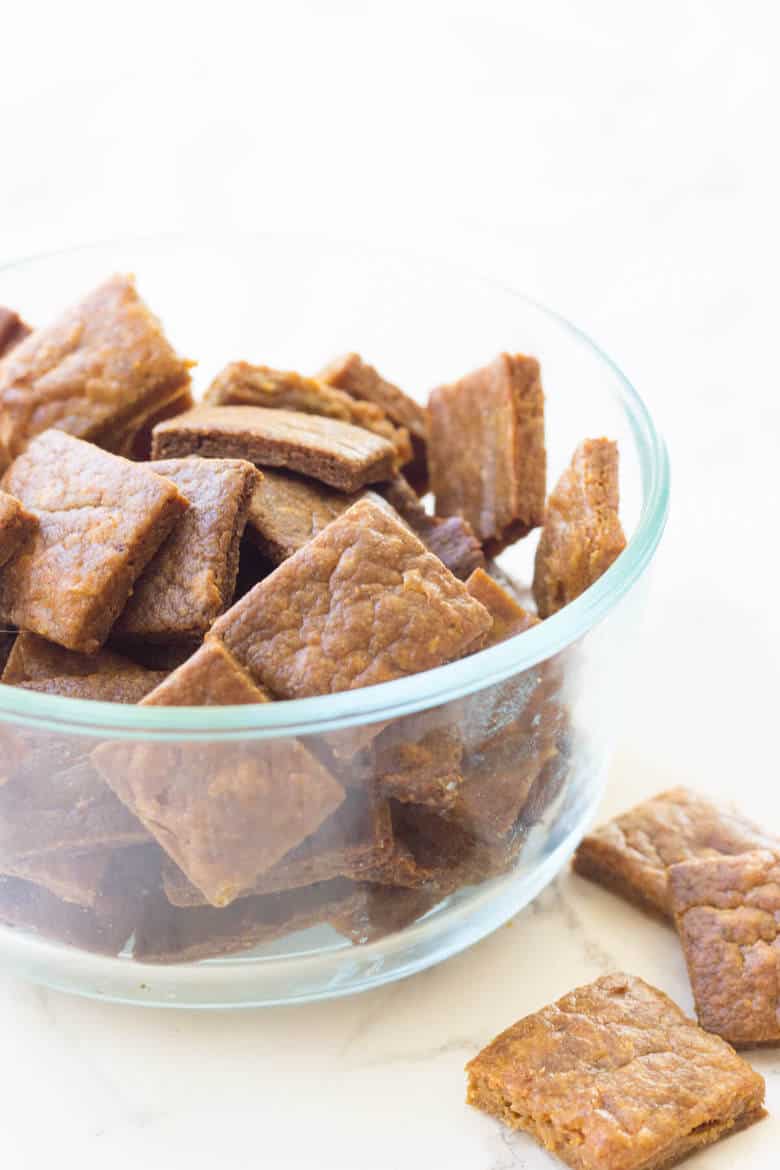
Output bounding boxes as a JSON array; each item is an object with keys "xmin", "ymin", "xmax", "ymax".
[{"xmin": 0, "ymin": 236, "xmax": 669, "ymax": 1007}]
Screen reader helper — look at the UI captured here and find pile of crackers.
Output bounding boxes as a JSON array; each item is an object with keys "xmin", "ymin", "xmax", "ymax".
[
  {"xmin": 0, "ymin": 276, "xmax": 625, "ymax": 961},
  {"xmin": 466, "ymin": 787, "xmax": 780, "ymax": 1168}
]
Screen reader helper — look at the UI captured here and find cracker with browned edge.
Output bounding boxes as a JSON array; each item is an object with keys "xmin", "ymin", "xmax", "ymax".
[
  {"xmin": 205, "ymin": 362, "xmax": 412, "ymax": 468},
  {"xmin": 0, "ymin": 308, "xmax": 32, "ymax": 360},
  {"xmin": 0, "ymin": 752, "xmax": 150, "ymax": 861},
  {"xmin": 151, "ymin": 404, "xmax": 396, "ymax": 493},
  {"xmin": 162, "ymin": 790, "xmax": 393, "ymax": 905},
  {"xmin": 428, "ymin": 353, "xmax": 545, "ymax": 552},
  {"xmin": 572, "ymin": 787, "xmax": 777, "ymax": 919},
  {"xmin": 0, "ymin": 275, "xmax": 191, "ymax": 472},
  {"xmin": 329, "ymin": 883, "xmax": 441, "ymax": 945},
  {"xmin": 671, "ymin": 849, "xmax": 780, "ymax": 1047},
  {"xmin": 0, "ymin": 431, "xmax": 189, "ymax": 653},
  {"xmin": 381, "ymin": 475, "xmax": 484, "ymax": 581},
  {"xmin": 533, "ymin": 437, "xmax": 626, "ymax": 618},
  {"xmin": 2, "ymin": 631, "xmax": 166, "ymax": 702},
  {"xmin": 0, "ymin": 850, "xmax": 112, "ymax": 908},
  {"xmin": 114, "ymin": 457, "xmax": 258, "ymax": 643},
  {"xmin": 209, "ymin": 497, "xmax": 491, "ymax": 700},
  {"xmin": 467, "ymin": 972, "xmax": 765, "ymax": 1170},
  {"xmin": 319, "ymin": 353, "xmax": 428, "ymax": 491},
  {"xmin": 93, "ymin": 642, "xmax": 345, "ymax": 908},
  {"xmin": 0, "ymin": 844, "xmax": 161, "ymax": 956}
]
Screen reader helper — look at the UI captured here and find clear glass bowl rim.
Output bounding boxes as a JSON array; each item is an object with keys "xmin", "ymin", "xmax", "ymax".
[{"xmin": 0, "ymin": 232, "xmax": 670, "ymax": 741}]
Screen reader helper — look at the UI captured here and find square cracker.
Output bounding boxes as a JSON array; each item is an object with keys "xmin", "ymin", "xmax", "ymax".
[
  {"xmin": 0, "ymin": 430, "xmax": 189, "ymax": 653},
  {"xmin": 533, "ymin": 437, "xmax": 626, "ymax": 618},
  {"xmin": 162, "ymin": 789, "xmax": 393, "ymax": 905},
  {"xmin": 114, "ymin": 457, "xmax": 258, "ymax": 642},
  {"xmin": 2, "ymin": 631, "xmax": 166, "ymax": 702},
  {"xmin": 572, "ymin": 787, "xmax": 777, "ymax": 919},
  {"xmin": 93, "ymin": 642, "xmax": 345, "ymax": 908},
  {"xmin": 428, "ymin": 353, "xmax": 546, "ymax": 551},
  {"xmin": 467, "ymin": 972, "xmax": 765, "ymax": 1170},
  {"xmin": 209, "ymin": 497, "xmax": 491, "ymax": 699},
  {"xmin": 0, "ymin": 274, "xmax": 191, "ymax": 471},
  {"xmin": 670, "ymin": 849, "xmax": 780, "ymax": 1047},
  {"xmin": 151, "ymin": 404, "xmax": 396, "ymax": 492}
]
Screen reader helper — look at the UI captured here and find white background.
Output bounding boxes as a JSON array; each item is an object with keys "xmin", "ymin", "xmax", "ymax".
[{"xmin": 2, "ymin": 3, "xmax": 779, "ymax": 1167}]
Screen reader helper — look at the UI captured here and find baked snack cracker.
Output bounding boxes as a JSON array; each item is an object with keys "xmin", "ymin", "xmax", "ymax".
[
  {"xmin": 209, "ymin": 497, "xmax": 491, "ymax": 699},
  {"xmin": 162, "ymin": 790, "xmax": 393, "ymax": 905},
  {"xmin": 0, "ymin": 753, "xmax": 151, "ymax": 860},
  {"xmin": 134, "ymin": 877, "xmax": 356, "ymax": 963},
  {"xmin": 93, "ymin": 642, "xmax": 345, "ymax": 907},
  {"xmin": 670, "ymin": 849, "xmax": 780, "ymax": 1047},
  {"xmin": 319, "ymin": 353, "xmax": 428, "ymax": 491},
  {"xmin": 0, "ymin": 275, "xmax": 192, "ymax": 471},
  {"xmin": 381, "ymin": 474, "xmax": 484, "ymax": 581},
  {"xmin": 205, "ymin": 361, "xmax": 412, "ymax": 468},
  {"xmin": 533, "ymin": 437, "xmax": 626, "ymax": 618},
  {"xmin": 2, "ymin": 631, "xmax": 166, "ymax": 702},
  {"xmin": 151, "ymin": 404, "xmax": 396, "ymax": 492},
  {"xmin": 572, "ymin": 787, "xmax": 776, "ymax": 919},
  {"xmin": 0, "ymin": 431, "xmax": 189, "ymax": 653},
  {"xmin": 114, "ymin": 457, "xmax": 258, "ymax": 642},
  {"xmin": 428, "ymin": 353, "xmax": 545, "ymax": 551},
  {"xmin": 467, "ymin": 972, "xmax": 765, "ymax": 1170}
]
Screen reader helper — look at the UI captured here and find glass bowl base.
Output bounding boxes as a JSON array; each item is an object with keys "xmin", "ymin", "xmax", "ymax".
[{"xmin": 0, "ymin": 767, "xmax": 605, "ymax": 1009}]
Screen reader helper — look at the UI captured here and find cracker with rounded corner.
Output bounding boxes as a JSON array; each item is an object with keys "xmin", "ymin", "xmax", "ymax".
[
  {"xmin": 670, "ymin": 849, "xmax": 780, "ymax": 1047},
  {"xmin": 467, "ymin": 972, "xmax": 766, "ymax": 1170},
  {"xmin": 0, "ymin": 275, "xmax": 192, "ymax": 471},
  {"xmin": 572, "ymin": 787, "xmax": 777, "ymax": 920},
  {"xmin": 0, "ymin": 431, "xmax": 189, "ymax": 654}
]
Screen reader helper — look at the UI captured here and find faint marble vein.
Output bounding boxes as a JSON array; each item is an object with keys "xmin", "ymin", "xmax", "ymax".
[
  {"xmin": 341, "ymin": 1032, "xmax": 477, "ymax": 1072},
  {"xmin": 544, "ymin": 876, "xmax": 619, "ymax": 973},
  {"xmin": 484, "ymin": 1127, "xmax": 533, "ymax": 1169}
]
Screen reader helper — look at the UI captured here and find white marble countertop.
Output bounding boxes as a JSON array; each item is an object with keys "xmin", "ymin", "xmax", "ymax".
[{"xmin": 2, "ymin": 3, "xmax": 779, "ymax": 1166}]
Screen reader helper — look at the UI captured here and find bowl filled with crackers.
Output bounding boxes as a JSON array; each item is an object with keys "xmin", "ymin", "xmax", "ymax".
[{"xmin": 0, "ymin": 234, "xmax": 669, "ymax": 1006}]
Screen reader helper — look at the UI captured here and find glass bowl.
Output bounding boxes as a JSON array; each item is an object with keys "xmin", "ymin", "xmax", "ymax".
[{"xmin": 0, "ymin": 234, "xmax": 669, "ymax": 1007}]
